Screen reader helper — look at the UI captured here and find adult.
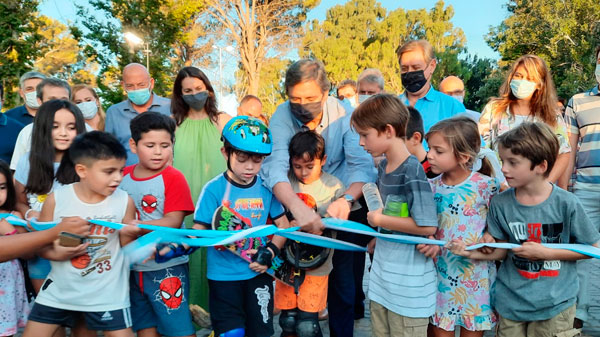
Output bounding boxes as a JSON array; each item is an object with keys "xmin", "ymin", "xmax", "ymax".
[
  {"xmin": 0, "ymin": 83, "xmax": 26, "ymax": 163},
  {"xmin": 337, "ymin": 79, "xmax": 359, "ymax": 108},
  {"xmin": 357, "ymin": 68, "xmax": 385, "ymax": 104},
  {"xmin": 237, "ymin": 94, "xmax": 268, "ymax": 125},
  {"xmin": 261, "ymin": 59, "xmax": 376, "ymax": 336},
  {"xmin": 478, "ymin": 54, "xmax": 570, "ymax": 184},
  {"xmin": 105, "ymin": 63, "xmax": 171, "ymax": 165},
  {"xmin": 439, "ymin": 75, "xmax": 481, "ymax": 122},
  {"xmin": 171, "ymin": 66, "xmax": 231, "ymax": 311},
  {"xmin": 397, "ymin": 40, "xmax": 465, "ymax": 136},
  {"xmin": 10, "ymin": 78, "xmax": 74, "ymax": 170},
  {"xmin": 71, "ymin": 84, "xmax": 106, "ymax": 130},
  {"xmin": 563, "ymin": 45, "xmax": 600, "ymax": 328},
  {"xmin": 5, "ymin": 71, "xmax": 46, "ymax": 126}
]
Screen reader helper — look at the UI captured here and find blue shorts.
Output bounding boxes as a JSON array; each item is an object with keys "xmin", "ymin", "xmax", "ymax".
[
  {"xmin": 28, "ymin": 256, "xmax": 51, "ymax": 279},
  {"xmin": 129, "ymin": 264, "xmax": 194, "ymax": 336},
  {"xmin": 28, "ymin": 302, "xmax": 132, "ymax": 331}
]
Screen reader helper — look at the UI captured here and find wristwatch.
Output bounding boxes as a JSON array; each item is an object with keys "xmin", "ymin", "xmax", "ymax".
[{"xmin": 343, "ymin": 194, "xmax": 355, "ymax": 207}]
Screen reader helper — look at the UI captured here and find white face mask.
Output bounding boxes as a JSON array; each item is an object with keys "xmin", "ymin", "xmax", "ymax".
[
  {"xmin": 77, "ymin": 101, "xmax": 98, "ymax": 119},
  {"xmin": 510, "ymin": 79, "xmax": 537, "ymax": 99},
  {"xmin": 595, "ymin": 64, "xmax": 600, "ymax": 85},
  {"xmin": 358, "ymin": 94, "xmax": 372, "ymax": 104},
  {"xmin": 24, "ymin": 91, "xmax": 40, "ymax": 108},
  {"xmin": 451, "ymin": 94, "xmax": 464, "ymax": 103}
]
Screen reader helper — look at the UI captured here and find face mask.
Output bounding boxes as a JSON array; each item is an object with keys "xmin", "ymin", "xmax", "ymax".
[
  {"xmin": 358, "ymin": 94, "xmax": 372, "ymax": 104},
  {"xmin": 451, "ymin": 94, "xmax": 464, "ymax": 103},
  {"xmin": 290, "ymin": 101, "xmax": 322, "ymax": 124},
  {"xmin": 24, "ymin": 91, "xmax": 40, "ymax": 108},
  {"xmin": 595, "ymin": 64, "xmax": 600, "ymax": 84},
  {"xmin": 510, "ymin": 79, "xmax": 537, "ymax": 99},
  {"xmin": 77, "ymin": 101, "xmax": 98, "ymax": 119},
  {"xmin": 401, "ymin": 69, "xmax": 428, "ymax": 93},
  {"xmin": 347, "ymin": 95, "xmax": 358, "ymax": 108},
  {"xmin": 127, "ymin": 87, "xmax": 152, "ymax": 106},
  {"xmin": 182, "ymin": 91, "xmax": 209, "ymax": 111}
]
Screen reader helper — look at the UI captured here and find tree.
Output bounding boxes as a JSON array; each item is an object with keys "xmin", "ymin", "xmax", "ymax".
[
  {"xmin": 487, "ymin": 0, "xmax": 600, "ymax": 100},
  {"xmin": 0, "ymin": 0, "xmax": 42, "ymax": 108},
  {"xmin": 459, "ymin": 55, "xmax": 497, "ymax": 110},
  {"xmin": 203, "ymin": 0, "xmax": 319, "ymax": 97}
]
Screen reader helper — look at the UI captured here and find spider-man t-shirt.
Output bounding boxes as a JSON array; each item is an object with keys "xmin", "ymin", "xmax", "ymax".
[{"xmin": 120, "ymin": 165, "xmax": 195, "ymax": 271}]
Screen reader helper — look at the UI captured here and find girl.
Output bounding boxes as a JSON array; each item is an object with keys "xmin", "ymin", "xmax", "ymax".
[
  {"xmin": 171, "ymin": 66, "xmax": 231, "ymax": 311},
  {"xmin": 14, "ymin": 99, "xmax": 86, "ymax": 292},
  {"xmin": 71, "ymin": 84, "xmax": 106, "ymax": 131},
  {"xmin": 0, "ymin": 160, "xmax": 30, "ymax": 337},
  {"xmin": 478, "ymin": 54, "xmax": 570, "ymax": 185},
  {"xmin": 426, "ymin": 117, "xmax": 499, "ymax": 337}
]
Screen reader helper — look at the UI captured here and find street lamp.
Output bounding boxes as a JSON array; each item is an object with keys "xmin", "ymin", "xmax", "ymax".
[
  {"xmin": 213, "ymin": 45, "xmax": 235, "ymax": 99},
  {"xmin": 124, "ymin": 32, "xmax": 151, "ymax": 72}
]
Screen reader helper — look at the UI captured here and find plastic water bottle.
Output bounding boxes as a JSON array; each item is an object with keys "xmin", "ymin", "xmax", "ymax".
[{"xmin": 362, "ymin": 182, "xmax": 383, "ymax": 211}]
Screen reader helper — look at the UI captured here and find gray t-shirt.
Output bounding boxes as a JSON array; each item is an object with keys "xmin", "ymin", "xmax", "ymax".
[
  {"xmin": 487, "ymin": 185, "xmax": 600, "ymax": 321},
  {"xmin": 368, "ymin": 155, "xmax": 439, "ymax": 317}
]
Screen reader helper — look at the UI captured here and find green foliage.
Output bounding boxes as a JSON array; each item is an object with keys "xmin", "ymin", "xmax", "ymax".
[
  {"xmin": 460, "ymin": 55, "xmax": 499, "ymax": 111},
  {"xmin": 487, "ymin": 0, "xmax": 600, "ymax": 100}
]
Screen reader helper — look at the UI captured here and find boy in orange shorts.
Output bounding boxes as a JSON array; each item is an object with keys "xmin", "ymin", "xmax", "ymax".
[{"xmin": 275, "ymin": 130, "xmax": 347, "ymax": 337}]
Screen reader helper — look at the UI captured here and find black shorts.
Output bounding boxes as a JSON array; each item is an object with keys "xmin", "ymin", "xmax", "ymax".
[
  {"xmin": 209, "ymin": 273, "xmax": 274, "ymax": 337},
  {"xmin": 28, "ymin": 302, "xmax": 132, "ymax": 331}
]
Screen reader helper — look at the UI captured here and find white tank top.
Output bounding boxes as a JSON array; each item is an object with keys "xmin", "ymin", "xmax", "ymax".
[{"xmin": 35, "ymin": 184, "xmax": 130, "ymax": 312}]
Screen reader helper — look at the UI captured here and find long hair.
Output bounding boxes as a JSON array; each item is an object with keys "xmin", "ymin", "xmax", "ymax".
[
  {"xmin": 26, "ymin": 100, "xmax": 86, "ymax": 195},
  {"xmin": 171, "ymin": 67, "xmax": 219, "ymax": 126},
  {"xmin": 0, "ymin": 160, "xmax": 17, "ymax": 212},
  {"xmin": 426, "ymin": 116, "xmax": 494, "ymax": 177},
  {"xmin": 490, "ymin": 55, "xmax": 558, "ymax": 127},
  {"xmin": 71, "ymin": 84, "xmax": 106, "ymax": 131}
]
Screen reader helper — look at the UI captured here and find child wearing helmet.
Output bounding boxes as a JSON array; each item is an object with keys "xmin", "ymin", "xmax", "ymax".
[{"xmin": 192, "ymin": 116, "xmax": 290, "ymax": 337}]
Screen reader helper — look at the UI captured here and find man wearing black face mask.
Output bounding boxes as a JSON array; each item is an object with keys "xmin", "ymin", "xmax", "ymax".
[{"xmin": 397, "ymin": 40, "xmax": 465, "ymax": 146}]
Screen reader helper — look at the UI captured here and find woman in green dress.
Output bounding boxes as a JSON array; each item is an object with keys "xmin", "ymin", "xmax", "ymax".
[{"xmin": 171, "ymin": 67, "xmax": 231, "ymax": 313}]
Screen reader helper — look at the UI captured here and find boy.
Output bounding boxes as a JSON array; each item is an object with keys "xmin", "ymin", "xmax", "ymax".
[
  {"xmin": 350, "ymin": 94, "xmax": 438, "ymax": 337},
  {"xmin": 24, "ymin": 131, "xmax": 139, "ymax": 337},
  {"xmin": 404, "ymin": 106, "xmax": 437, "ymax": 178},
  {"xmin": 192, "ymin": 116, "xmax": 289, "ymax": 337},
  {"xmin": 450, "ymin": 122, "xmax": 600, "ymax": 337},
  {"xmin": 119, "ymin": 112, "xmax": 196, "ymax": 337},
  {"xmin": 276, "ymin": 130, "xmax": 345, "ymax": 336}
]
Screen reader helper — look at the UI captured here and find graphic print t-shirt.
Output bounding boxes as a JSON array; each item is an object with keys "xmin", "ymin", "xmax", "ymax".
[{"xmin": 487, "ymin": 185, "xmax": 600, "ymax": 321}]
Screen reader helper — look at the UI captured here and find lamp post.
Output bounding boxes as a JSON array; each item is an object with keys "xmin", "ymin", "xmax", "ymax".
[
  {"xmin": 124, "ymin": 32, "xmax": 151, "ymax": 71},
  {"xmin": 212, "ymin": 45, "xmax": 234, "ymax": 100}
]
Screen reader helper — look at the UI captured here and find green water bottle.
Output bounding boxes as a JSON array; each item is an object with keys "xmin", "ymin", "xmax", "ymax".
[{"xmin": 381, "ymin": 194, "xmax": 409, "ymax": 234}]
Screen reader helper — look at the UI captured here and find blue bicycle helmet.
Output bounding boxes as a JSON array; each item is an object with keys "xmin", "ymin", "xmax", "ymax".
[{"xmin": 222, "ymin": 116, "xmax": 272, "ymax": 155}]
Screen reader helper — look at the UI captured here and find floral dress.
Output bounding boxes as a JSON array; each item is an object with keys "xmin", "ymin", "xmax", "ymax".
[
  {"xmin": 430, "ymin": 172, "xmax": 499, "ymax": 331},
  {"xmin": 0, "ymin": 258, "xmax": 29, "ymax": 336}
]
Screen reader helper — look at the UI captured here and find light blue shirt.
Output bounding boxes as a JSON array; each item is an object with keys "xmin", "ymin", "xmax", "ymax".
[
  {"xmin": 400, "ymin": 86, "xmax": 465, "ymax": 148},
  {"xmin": 105, "ymin": 93, "xmax": 171, "ymax": 166},
  {"xmin": 261, "ymin": 96, "xmax": 376, "ymax": 189}
]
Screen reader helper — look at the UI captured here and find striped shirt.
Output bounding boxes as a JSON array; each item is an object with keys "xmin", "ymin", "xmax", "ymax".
[
  {"xmin": 368, "ymin": 155, "xmax": 438, "ymax": 318},
  {"xmin": 565, "ymin": 86, "xmax": 600, "ymax": 191}
]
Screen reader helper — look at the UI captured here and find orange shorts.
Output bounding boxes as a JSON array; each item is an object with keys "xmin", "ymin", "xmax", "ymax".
[{"xmin": 274, "ymin": 274, "xmax": 328, "ymax": 313}]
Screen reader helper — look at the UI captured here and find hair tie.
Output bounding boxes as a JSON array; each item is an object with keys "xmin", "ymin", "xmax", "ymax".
[{"xmin": 472, "ymin": 148, "xmax": 495, "ymax": 172}]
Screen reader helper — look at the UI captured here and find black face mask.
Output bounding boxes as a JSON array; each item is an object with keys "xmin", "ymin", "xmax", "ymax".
[
  {"xmin": 289, "ymin": 101, "xmax": 322, "ymax": 124},
  {"xmin": 182, "ymin": 91, "xmax": 209, "ymax": 111},
  {"xmin": 401, "ymin": 69, "xmax": 428, "ymax": 93}
]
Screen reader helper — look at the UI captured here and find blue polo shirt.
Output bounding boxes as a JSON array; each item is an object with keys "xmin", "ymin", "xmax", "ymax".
[
  {"xmin": 0, "ymin": 114, "xmax": 25, "ymax": 164},
  {"xmin": 105, "ymin": 93, "xmax": 171, "ymax": 165},
  {"xmin": 400, "ymin": 86, "xmax": 465, "ymax": 148},
  {"xmin": 5, "ymin": 105, "xmax": 33, "ymax": 126}
]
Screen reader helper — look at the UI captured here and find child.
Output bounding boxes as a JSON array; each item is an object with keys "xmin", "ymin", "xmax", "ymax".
[
  {"xmin": 0, "ymin": 160, "xmax": 30, "ymax": 337},
  {"xmin": 425, "ymin": 117, "xmax": 499, "ymax": 337},
  {"xmin": 14, "ymin": 99, "xmax": 87, "ymax": 293},
  {"xmin": 275, "ymin": 130, "xmax": 345, "ymax": 336},
  {"xmin": 119, "ymin": 112, "xmax": 196, "ymax": 337},
  {"xmin": 405, "ymin": 106, "xmax": 437, "ymax": 179},
  {"xmin": 192, "ymin": 116, "xmax": 289, "ymax": 337},
  {"xmin": 350, "ymin": 94, "xmax": 438, "ymax": 337},
  {"xmin": 450, "ymin": 122, "xmax": 600, "ymax": 337},
  {"xmin": 23, "ymin": 131, "xmax": 140, "ymax": 337}
]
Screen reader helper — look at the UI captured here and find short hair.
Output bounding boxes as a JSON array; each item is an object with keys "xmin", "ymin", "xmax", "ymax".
[
  {"xmin": 350, "ymin": 94, "xmax": 409, "ymax": 138},
  {"xmin": 130, "ymin": 112, "xmax": 176, "ymax": 144},
  {"xmin": 56, "ymin": 131, "xmax": 127, "ymax": 184},
  {"xmin": 240, "ymin": 95, "xmax": 262, "ymax": 106},
  {"xmin": 406, "ymin": 106, "xmax": 424, "ymax": 142},
  {"xmin": 396, "ymin": 39, "xmax": 435, "ymax": 64},
  {"xmin": 289, "ymin": 130, "xmax": 326, "ymax": 162},
  {"xmin": 19, "ymin": 71, "xmax": 46, "ymax": 89},
  {"xmin": 285, "ymin": 59, "xmax": 331, "ymax": 94},
  {"xmin": 496, "ymin": 122, "xmax": 558, "ymax": 177},
  {"xmin": 0, "ymin": 160, "xmax": 16, "ymax": 212},
  {"xmin": 357, "ymin": 73, "xmax": 385, "ymax": 91},
  {"xmin": 337, "ymin": 79, "xmax": 357, "ymax": 94},
  {"xmin": 36, "ymin": 78, "xmax": 71, "ymax": 101}
]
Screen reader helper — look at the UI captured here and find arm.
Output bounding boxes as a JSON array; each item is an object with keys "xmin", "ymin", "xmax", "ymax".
[
  {"xmin": 216, "ymin": 113, "xmax": 232, "ymax": 133},
  {"xmin": 548, "ymin": 152, "xmax": 569, "ymax": 185},
  {"xmin": 367, "ymin": 209, "xmax": 437, "ymax": 236},
  {"xmin": 326, "ymin": 182, "xmax": 364, "ymax": 220},
  {"xmin": 249, "ymin": 214, "xmax": 289, "ymax": 273},
  {"xmin": 133, "ymin": 211, "xmax": 186, "ymax": 234},
  {"xmin": 120, "ymin": 197, "xmax": 141, "ymax": 246},
  {"xmin": 14, "ymin": 180, "xmax": 33, "ymax": 220},
  {"xmin": 560, "ymin": 133, "xmax": 578, "ymax": 189},
  {"xmin": 449, "ymin": 239, "xmax": 508, "ymax": 261},
  {"xmin": 478, "ymin": 103, "xmax": 494, "ymax": 147},
  {"xmin": 273, "ymin": 182, "xmax": 323, "ymax": 234},
  {"xmin": 512, "ymin": 241, "xmax": 598, "ymax": 261}
]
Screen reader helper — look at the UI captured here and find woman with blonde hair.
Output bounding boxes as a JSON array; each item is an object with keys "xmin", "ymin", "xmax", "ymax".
[
  {"xmin": 71, "ymin": 84, "xmax": 106, "ymax": 130},
  {"xmin": 479, "ymin": 54, "xmax": 570, "ymax": 184}
]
